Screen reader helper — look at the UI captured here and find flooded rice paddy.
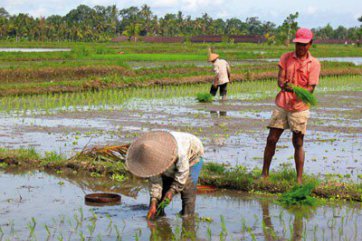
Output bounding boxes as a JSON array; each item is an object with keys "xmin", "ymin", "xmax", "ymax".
[
  {"xmin": 0, "ymin": 83, "xmax": 361, "ymax": 180},
  {"xmin": 0, "ymin": 48, "xmax": 71, "ymax": 52},
  {"xmin": 0, "ymin": 76, "xmax": 361, "ymax": 240},
  {"xmin": 1, "ymin": 171, "xmax": 361, "ymax": 241}
]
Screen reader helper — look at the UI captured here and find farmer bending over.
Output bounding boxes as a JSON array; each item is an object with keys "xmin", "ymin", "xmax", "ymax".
[
  {"xmin": 261, "ymin": 28, "xmax": 321, "ymax": 184},
  {"xmin": 126, "ymin": 131, "xmax": 204, "ymax": 219},
  {"xmin": 208, "ymin": 52, "xmax": 231, "ymax": 101}
]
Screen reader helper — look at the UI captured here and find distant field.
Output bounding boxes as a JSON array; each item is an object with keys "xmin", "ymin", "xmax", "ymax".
[{"xmin": 0, "ymin": 41, "xmax": 361, "ymax": 96}]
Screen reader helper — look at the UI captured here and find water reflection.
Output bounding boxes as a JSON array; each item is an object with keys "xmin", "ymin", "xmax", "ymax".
[
  {"xmin": 261, "ymin": 200, "xmax": 315, "ymax": 241},
  {"xmin": 148, "ymin": 216, "xmax": 202, "ymax": 241},
  {"xmin": 210, "ymin": 110, "xmax": 227, "ymax": 117}
]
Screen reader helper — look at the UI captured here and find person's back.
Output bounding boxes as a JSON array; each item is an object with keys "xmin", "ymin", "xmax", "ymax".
[{"xmin": 213, "ymin": 58, "xmax": 230, "ymax": 85}]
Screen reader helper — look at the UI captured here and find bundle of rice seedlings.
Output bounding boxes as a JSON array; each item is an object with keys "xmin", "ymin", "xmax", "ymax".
[
  {"xmin": 196, "ymin": 92, "xmax": 213, "ymax": 102},
  {"xmin": 277, "ymin": 183, "xmax": 317, "ymax": 206},
  {"xmin": 156, "ymin": 198, "xmax": 171, "ymax": 216},
  {"xmin": 288, "ymin": 84, "xmax": 318, "ymax": 106}
]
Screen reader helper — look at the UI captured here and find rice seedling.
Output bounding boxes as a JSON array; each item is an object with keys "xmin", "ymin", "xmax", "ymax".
[
  {"xmin": 219, "ymin": 215, "xmax": 228, "ymax": 241},
  {"xmin": 114, "ymin": 225, "xmax": 122, "ymax": 241},
  {"xmin": 44, "ymin": 224, "xmax": 51, "ymax": 238},
  {"xmin": 27, "ymin": 217, "xmax": 37, "ymax": 239},
  {"xmin": 206, "ymin": 225, "xmax": 212, "ymax": 241},
  {"xmin": 133, "ymin": 228, "xmax": 142, "ymax": 241},
  {"xmin": 156, "ymin": 198, "xmax": 171, "ymax": 216},
  {"xmin": 79, "ymin": 231, "xmax": 85, "ymax": 241},
  {"xmin": 105, "ymin": 214, "xmax": 113, "ymax": 235}
]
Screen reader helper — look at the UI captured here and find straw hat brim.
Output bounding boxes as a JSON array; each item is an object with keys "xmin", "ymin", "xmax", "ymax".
[
  {"xmin": 208, "ymin": 53, "xmax": 219, "ymax": 62},
  {"xmin": 126, "ymin": 131, "xmax": 178, "ymax": 178}
]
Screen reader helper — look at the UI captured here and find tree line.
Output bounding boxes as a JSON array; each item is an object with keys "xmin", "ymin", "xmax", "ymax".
[{"xmin": 0, "ymin": 5, "xmax": 361, "ymax": 43}]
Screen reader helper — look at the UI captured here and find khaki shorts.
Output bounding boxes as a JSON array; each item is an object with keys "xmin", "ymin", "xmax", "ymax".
[{"xmin": 267, "ymin": 107, "xmax": 310, "ymax": 134}]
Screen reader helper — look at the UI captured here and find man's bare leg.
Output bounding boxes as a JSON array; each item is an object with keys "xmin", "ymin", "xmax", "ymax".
[
  {"xmin": 292, "ymin": 132, "xmax": 305, "ymax": 184},
  {"xmin": 262, "ymin": 128, "xmax": 284, "ymax": 179}
]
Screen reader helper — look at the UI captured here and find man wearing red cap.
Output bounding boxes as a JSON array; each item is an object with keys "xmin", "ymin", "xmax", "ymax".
[{"xmin": 261, "ymin": 28, "xmax": 321, "ymax": 184}]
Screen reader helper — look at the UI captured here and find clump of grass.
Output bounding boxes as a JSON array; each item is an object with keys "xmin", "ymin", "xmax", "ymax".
[
  {"xmin": 196, "ymin": 92, "xmax": 213, "ymax": 102},
  {"xmin": 289, "ymin": 84, "xmax": 318, "ymax": 106},
  {"xmin": 277, "ymin": 183, "xmax": 317, "ymax": 206},
  {"xmin": 0, "ymin": 147, "xmax": 40, "ymax": 161},
  {"xmin": 203, "ymin": 162, "xmax": 226, "ymax": 175}
]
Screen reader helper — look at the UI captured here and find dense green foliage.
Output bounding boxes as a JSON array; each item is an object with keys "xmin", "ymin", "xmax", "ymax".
[{"xmin": 0, "ymin": 5, "xmax": 360, "ymax": 42}]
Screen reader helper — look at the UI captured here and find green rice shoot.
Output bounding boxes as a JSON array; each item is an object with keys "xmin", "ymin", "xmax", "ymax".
[
  {"xmin": 290, "ymin": 84, "xmax": 318, "ymax": 106},
  {"xmin": 277, "ymin": 183, "xmax": 317, "ymax": 206},
  {"xmin": 196, "ymin": 92, "xmax": 213, "ymax": 102},
  {"xmin": 156, "ymin": 198, "xmax": 171, "ymax": 216}
]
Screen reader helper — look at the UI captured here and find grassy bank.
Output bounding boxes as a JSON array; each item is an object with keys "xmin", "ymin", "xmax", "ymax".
[{"xmin": 0, "ymin": 147, "xmax": 361, "ymax": 202}]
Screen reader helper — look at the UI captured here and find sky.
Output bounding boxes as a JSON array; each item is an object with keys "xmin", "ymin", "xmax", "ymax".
[{"xmin": 1, "ymin": 0, "xmax": 361, "ymax": 28}]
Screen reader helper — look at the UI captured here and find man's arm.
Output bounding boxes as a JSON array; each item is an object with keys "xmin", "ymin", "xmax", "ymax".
[
  {"xmin": 306, "ymin": 60, "xmax": 320, "ymax": 93},
  {"xmin": 305, "ymin": 85, "xmax": 316, "ymax": 93},
  {"xmin": 213, "ymin": 64, "xmax": 219, "ymax": 87},
  {"xmin": 213, "ymin": 77, "xmax": 218, "ymax": 88},
  {"xmin": 147, "ymin": 176, "xmax": 163, "ymax": 219},
  {"xmin": 227, "ymin": 62, "xmax": 231, "ymax": 82},
  {"xmin": 277, "ymin": 66, "xmax": 293, "ymax": 92}
]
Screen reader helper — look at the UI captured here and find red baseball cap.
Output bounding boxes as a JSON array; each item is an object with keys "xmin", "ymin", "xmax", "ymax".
[{"xmin": 293, "ymin": 28, "xmax": 313, "ymax": 44}]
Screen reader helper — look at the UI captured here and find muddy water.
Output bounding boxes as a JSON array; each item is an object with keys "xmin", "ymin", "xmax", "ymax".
[
  {"xmin": 0, "ymin": 171, "xmax": 361, "ymax": 241},
  {"xmin": 0, "ymin": 91, "xmax": 361, "ymax": 180}
]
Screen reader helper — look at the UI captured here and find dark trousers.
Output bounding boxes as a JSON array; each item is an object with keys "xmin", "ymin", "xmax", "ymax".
[
  {"xmin": 157, "ymin": 159, "xmax": 203, "ymax": 216},
  {"xmin": 161, "ymin": 175, "xmax": 196, "ymax": 216},
  {"xmin": 210, "ymin": 83, "xmax": 228, "ymax": 96}
]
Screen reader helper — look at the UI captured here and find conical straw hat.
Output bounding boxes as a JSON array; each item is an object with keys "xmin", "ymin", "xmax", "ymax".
[
  {"xmin": 126, "ymin": 131, "xmax": 178, "ymax": 178},
  {"xmin": 208, "ymin": 53, "xmax": 219, "ymax": 62}
]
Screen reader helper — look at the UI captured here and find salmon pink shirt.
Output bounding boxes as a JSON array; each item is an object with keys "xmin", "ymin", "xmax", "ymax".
[{"xmin": 275, "ymin": 51, "xmax": 321, "ymax": 112}]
